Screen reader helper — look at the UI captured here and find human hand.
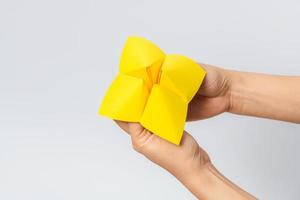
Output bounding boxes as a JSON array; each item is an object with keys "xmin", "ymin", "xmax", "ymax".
[
  {"xmin": 190, "ymin": 64, "xmax": 300, "ymax": 123},
  {"xmin": 115, "ymin": 121, "xmax": 210, "ymax": 181},
  {"xmin": 187, "ymin": 64, "xmax": 231, "ymax": 121},
  {"xmin": 112, "ymin": 61, "xmax": 300, "ymax": 199},
  {"xmin": 115, "ymin": 121, "xmax": 256, "ymax": 199}
]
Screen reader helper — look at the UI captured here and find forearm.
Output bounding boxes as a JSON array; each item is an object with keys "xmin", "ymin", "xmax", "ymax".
[
  {"xmin": 226, "ymin": 69, "xmax": 300, "ymax": 123},
  {"xmin": 180, "ymin": 163, "xmax": 256, "ymax": 199}
]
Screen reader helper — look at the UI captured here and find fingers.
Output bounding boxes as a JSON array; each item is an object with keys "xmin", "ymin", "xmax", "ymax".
[
  {"xmin": 128, "ymin": 122, "xmax": 144, "ymax": 136},
  {"xmin": 114, "ymin": 121, "xmax": 157, "ymax": 154},
  {"xmin": 185, "ymin": 64, "xmax": 231, "ymax": 121},
  {"xmin": 114, "ymin": 120, "xmax": 130, "ymax": 134},
  {"xmin": 116, "ymin": 121, "xmax": 184, "ymax": 162},
  {"xmin": 114, "ymin": 121, "xmax": 210, "ymax": 180},
  {"xmin": 128, "ymin": 123, "xmax": 155, "ymax": 153},
  {"xmin": 133, "ymin": 130, "xmax": 206, "ymax": 179},
  {"xmin": 186, "ymin": 95, "xmax": 229, "ymax": 121},
  {"xmin": 197, "ymin": 63, "xmax": 229, "ymax": 97}
]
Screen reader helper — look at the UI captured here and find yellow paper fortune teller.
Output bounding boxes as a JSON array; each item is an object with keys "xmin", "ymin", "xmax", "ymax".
[{"xmin": 99, "ymin": 36, "xmax": 206, "ymax": 145}]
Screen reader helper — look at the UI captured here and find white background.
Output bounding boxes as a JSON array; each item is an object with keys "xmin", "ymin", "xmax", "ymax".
[{"xmin": 1, "ymin": 0, "xmax": 300, "ymax": 199}]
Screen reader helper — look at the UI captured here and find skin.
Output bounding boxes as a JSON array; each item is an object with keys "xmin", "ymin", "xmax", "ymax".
[{"xmin": 115, "ymin": 63, "xmax": 300, "ymax": 199}]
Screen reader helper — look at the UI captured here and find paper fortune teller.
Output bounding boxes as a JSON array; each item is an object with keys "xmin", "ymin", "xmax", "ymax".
[{"xmin": 99, "ymin": 36, "xmax": 206, "ymax": 145}]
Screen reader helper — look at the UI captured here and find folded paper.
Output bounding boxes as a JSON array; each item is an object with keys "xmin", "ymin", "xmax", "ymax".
[{"xmin": 99, "ymin": 36, "xmax": 206, "ymax": 145}]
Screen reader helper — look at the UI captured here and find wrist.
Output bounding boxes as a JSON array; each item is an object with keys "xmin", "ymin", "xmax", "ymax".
[
  {"xmin": 224, "ymin": 69, "xmax": 300, "ymax": 123},
  {"xmin": 223, "ymin": 68, "xmax": 247, "ymax": 115},
  {"xmin": 185, "ymin": 162, "xmax": 256, "ymax": 199}
]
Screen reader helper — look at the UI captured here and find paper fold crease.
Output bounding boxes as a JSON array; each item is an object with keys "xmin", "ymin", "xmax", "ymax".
[{"xmin": 99, "ymin": 36, "xmax": 206, "ymax": 145}]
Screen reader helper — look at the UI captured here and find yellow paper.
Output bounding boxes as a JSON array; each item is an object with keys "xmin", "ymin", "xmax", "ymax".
[{"xmin": 99, "ymin": 36, "xmax": 206, "ymax": 145}]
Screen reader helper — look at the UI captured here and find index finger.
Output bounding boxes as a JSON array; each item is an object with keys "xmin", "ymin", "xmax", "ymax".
[{"xmin": 114, "ymin": 120, "xmax": 130, "ymax": 135}]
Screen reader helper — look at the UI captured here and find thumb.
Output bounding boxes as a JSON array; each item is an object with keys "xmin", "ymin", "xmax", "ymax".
[
  {"xmin": 127, "ymin": 123, "xmax": 203, "ymax": 178},
  {"xmin": 197, "ymin": 64, "xmax": 228, "ymax": 97},
  {"xmin": 128, "ymin": 122, "xmax": 154, "ymax": 153}
]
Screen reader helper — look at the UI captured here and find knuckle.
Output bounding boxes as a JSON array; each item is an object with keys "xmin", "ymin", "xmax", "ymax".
[
  {"xmin": 131, "ymin": 140, "xmax": 143, "ymax": 153},
  {"xmin": 131, "ymin": 130, "xmax": 154, "ymax": 153}
]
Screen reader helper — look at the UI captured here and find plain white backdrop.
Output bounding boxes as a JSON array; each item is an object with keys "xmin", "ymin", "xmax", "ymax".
[{"xmin": 1, "ymin": 0, "xmax": 300, "ymax": 199}]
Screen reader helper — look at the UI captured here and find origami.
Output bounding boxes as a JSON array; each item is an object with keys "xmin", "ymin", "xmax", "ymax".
[{"xmin": 99, "ymin": 36, "xmax": 206, "ymax": 145}]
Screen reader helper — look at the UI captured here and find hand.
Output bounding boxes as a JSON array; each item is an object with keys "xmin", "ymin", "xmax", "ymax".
[
  {"xmin": 187, "ymin": 64, "xmax": 231, "ymax": 121},
  {"xmin": 113, "ymin": 62, "xmax": 300, "ymax": 199},
  {"xmin": 113, "ymin": 64, "xmax": 259, "ymax": 199},
  {"xmin": 115, "ymin": 121, "xmax": 256, "ymax": 199},
  {"xmin": 115, "ymin": 121, "xmax": 210, "ymax": 181},
  {"xmin": 191, "ymin": 64, "xmax": 300, "ymax": 123}
]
